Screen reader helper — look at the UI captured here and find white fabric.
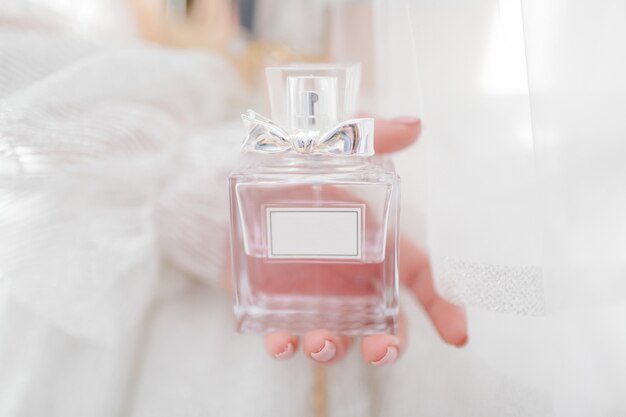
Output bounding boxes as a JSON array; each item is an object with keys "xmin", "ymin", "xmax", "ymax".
[
  {"xmin": 1, "ymin": 1, "xmax": 625, "ymax": 416},
  {"xmin": 376, "ymin": 0, "xmax": 626, "ymax": 416},
  {"xmin": 0, "ymin": 26, "xmax": 251, "ymax": 415}
]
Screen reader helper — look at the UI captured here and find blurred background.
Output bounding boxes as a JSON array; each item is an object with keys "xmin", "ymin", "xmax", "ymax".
[{"xmin": 1, "ymin": 1, "xmax": 625, "ymax": 416}]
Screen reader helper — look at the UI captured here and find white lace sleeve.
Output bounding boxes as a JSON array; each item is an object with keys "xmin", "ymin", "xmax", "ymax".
[{"xmin": 0, "ymin": 28, "xmax": 244, "ymax": 344}]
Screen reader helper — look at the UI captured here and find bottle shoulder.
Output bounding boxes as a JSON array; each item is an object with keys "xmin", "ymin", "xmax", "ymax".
[{"xmin": 229, "ymin": 154, "xmax": 399, "ymax": 184}]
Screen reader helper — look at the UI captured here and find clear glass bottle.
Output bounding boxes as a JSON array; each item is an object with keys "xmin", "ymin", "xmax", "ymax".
[{"xmin": 229, "ymin": 64, "xmax": 399, "ymax": 335}]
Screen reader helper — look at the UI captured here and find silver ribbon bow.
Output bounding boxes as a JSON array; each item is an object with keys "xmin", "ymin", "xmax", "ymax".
[{"xmin": 241, "ymin": 110, "xmax": 374, "ymax": 156}]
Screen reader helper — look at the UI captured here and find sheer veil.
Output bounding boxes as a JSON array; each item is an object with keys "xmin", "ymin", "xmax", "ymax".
[
  {"xmin": 0, "ymin": 1, "xmax": 625, "ymax": 416},
  {"xmin": 374, "ymin": 1, "xmax": 626, "ymax": 415}
]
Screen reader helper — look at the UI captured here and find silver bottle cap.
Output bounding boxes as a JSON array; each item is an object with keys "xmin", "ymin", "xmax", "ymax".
[{"xmin": 287, "ymin": 75, "xmax": 338, "ymax": 131}]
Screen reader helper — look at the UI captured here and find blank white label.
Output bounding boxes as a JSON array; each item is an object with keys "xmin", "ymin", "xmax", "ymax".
[{"xmin": 266, "ymin": 207, "xmax": 362, "ymax": 259}]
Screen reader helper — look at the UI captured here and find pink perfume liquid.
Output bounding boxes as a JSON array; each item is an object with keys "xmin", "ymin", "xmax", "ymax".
[
  {"xmin": 230, "ymin": 156, "xmax": 399, "ymax": 335},
  {"xmin": 240, "ymin": 256, "xmax": 390, "ymax": 334},
  {"xmin": 246, "ymin": 256, "xmax": 383, "ymax": 296}
]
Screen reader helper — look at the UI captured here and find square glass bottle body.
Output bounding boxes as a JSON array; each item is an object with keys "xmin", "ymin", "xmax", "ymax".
[{"xmin": 229, "ymin": 154, "xmax": 400, "ymax": 335}]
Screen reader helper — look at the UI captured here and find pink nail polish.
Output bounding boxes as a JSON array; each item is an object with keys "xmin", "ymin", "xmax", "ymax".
[
  {"xmin": 455, "ymin": 334, "xmax": 469, "ymax": 348},
  {"xmin": 274, "ymin": 342, "xmax": 295, "ymax": 360},
  {"xmin": 370, "ymin": 346, "xmax": 398, "ymax": 366},
  {"xmin": 390, "ymin": 116, "xmax": 420, "ymax": 126},
  {"xmin": 310, "ymin": 340, "xmax": 337, "ymax": 363}
]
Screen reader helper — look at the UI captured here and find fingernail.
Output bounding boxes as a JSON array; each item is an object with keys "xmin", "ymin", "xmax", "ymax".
[
  {"xmin": 310, "ymin": 339, "xmax": 336, "ymax": 363},
  {"xmin": 390, "ymin": 116, "xmax": 420, "ymax": 126},
  {"xmin": 274, "ymin": 342, "xmax": 296, "ymax": 360},
  {"xmin": 455, "ymin": 334, "xmax": 469, "ymax": 348},
  {"xmin": 370, "ymin": 346, "xmax": 399, "ymax": 366}
]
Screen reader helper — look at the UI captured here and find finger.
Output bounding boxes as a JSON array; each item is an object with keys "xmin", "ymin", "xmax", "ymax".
[
  {"xmin": 373, "ymin": 116, "xmax": 421, "ymax": 154},
  {"xmin": 400, "ymin": 237, "xmax": 468, "ymax": 347},
  {"xmin": 264, "ymin": 332, "xmax": 299, "ymax": 360},
  {"xmin": 361, "ymin": 310, "xmax": 408, "ymax": 366},
  {"xmin": 302, "ymin": 329, "xmax": 354, "ymax": 365}
]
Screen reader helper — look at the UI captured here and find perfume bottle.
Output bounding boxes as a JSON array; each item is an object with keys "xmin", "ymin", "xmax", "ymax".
[{"xmin": 229, "ymin": 64, "xmax": 399, "ymax": 335}]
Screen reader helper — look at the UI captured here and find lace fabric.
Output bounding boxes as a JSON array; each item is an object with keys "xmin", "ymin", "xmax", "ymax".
[
  {"xmin": 375, "ymin": 1, "xmax": 626, "ymax": 415},
  {"xmin": 1, "ymin": 1, "xmax": 625, "ymax": 416},
  {"xmin": 0, "ymin": 28, "xmax": 244, "ymax": 345}
]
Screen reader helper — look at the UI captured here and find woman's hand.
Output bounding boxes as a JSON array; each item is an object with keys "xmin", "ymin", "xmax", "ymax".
[{"xmin": 264, "ymin": 116, "xmax": 468, "ymax": 365}]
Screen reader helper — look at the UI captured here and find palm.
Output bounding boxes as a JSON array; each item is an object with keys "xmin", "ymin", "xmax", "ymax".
[{"xmin": 257, "ymin": 116, "xmax": 467, "ymax": 365}]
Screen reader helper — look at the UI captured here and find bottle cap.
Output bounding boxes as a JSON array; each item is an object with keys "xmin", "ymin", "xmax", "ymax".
[{"xmin": 266, "ymin": 63, "xmax": 361, "ymax": 133}]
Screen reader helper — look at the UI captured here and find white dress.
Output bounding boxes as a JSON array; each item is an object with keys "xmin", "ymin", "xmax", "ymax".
[{"xmin": 1, "ymin": 1, "xmax": 626, "ymax": 416}]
